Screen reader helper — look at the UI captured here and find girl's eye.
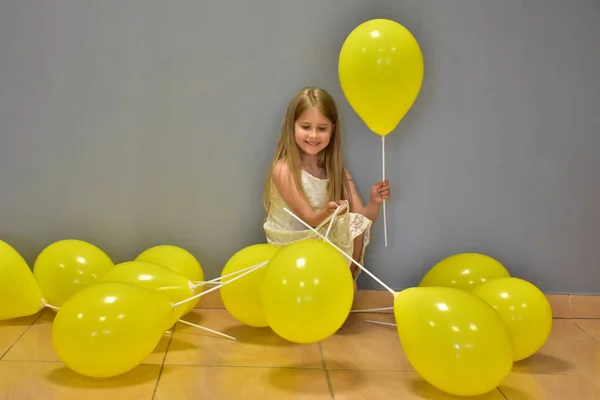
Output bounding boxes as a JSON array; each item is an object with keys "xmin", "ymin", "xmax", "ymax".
[{"xmin": 318, "ymin": 127, "xmax": 328, "ymax": 132}]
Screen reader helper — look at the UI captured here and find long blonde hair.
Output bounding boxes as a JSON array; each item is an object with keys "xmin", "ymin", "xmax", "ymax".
[{"xmin": 263, "ymin": 87, "xmax": 351, "ymax": 215}]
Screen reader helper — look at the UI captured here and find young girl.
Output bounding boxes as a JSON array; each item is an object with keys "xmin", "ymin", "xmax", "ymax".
[{"xmin": 263, "ymin": 87, "xmax": 391, "ymax": 289}]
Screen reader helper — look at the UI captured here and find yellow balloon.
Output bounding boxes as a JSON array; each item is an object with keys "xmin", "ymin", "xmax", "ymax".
[
  {"xmin": 394, "ymin": 287, "xmax": 513, "ymax": 396},
  {"xmin": 135, "ymin": 245, "xmax": 204, "ymax": 310},
  {"xmin": 99, "ymin": 261, "xmax": 198, "ymax": 327},
  {"xmin": 260, "ymin": 240, "xmax": 354, "ymax": 343},
  {"xmin": 0, "ymin": 240, "xmax": 45, "ymax": 320},
  {"xmin": 472, "ymin": 277, "xmax": 552, "ymax": 361},
  {"xmin": 52, "ymin": 281, "xmax": 173, "ymax": 378},
  {"xmin": 419, "ymin": 253, "xmax": 510, "ymax": 292},
  {"xmin": 33, "ymin": 239, "xmax": 114, "ymax": 307},
  {"xmin": 135, "ymin": 245, "xmax": 204, "ymax": 282},
  {"xmin": 339, "ymin": 18, "xmax": 424, "ymax": 136},
  {"xmin": 221, "ymin": 244, "xmax": 281, "ymax": 327}
]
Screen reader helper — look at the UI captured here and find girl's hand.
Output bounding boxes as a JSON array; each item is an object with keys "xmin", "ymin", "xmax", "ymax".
[
  {"xmin": 326, "ymin": 201, "xmax": 348, "ymax": 215},
  {"xmin": 370, "ymin": 180, "xmax": 391, "ymax": 204}
]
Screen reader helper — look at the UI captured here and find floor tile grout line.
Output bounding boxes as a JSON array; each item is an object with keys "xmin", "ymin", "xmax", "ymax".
[
  {"xmin": 498, "ymin": 387, "xmax": 509, "ymax": 400},
  {"xmin": 151, "ymin": 325, "xmax": 176, "ymax": 400},
  {"xmin": 572, "ymin": 321, "xmax": 600, "ymax": 345},
  {"xmin": 161, "ymin": 364, "xmax": 326, "ymax": 370},
  {"xmin": 0, "ymin": 312, "xmax": 43, "ymax": 360},
  {"xmin": 0, "ymin": 359, "xmax": 573, "ymax": 377},
  {"xmin": 318, "ymin": 343, "xmax": 335, "ymax": 400}
]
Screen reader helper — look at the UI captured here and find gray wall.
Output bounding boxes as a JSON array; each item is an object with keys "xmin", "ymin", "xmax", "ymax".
[{"xmin": 1, "ymin": 1, "xmax": 599, "ymax": 294}]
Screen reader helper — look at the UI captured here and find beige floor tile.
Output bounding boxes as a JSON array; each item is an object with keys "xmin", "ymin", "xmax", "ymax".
[
  {"xmin": 329, "ymin": 370, "xmax": 505, "ymax": 400},
  {"xmin": 165, "ymin": 309, "xmax": 322, "ymax": 368},
  {"xmin": 194, "ymin": 289, "xmax": 224, "ymax": 309},
  {"xmin": 573, "ymin": 319, "xmax": 600, "ymax": 343},
  {"xmin": 0, "ymin": 361, "xmax": 160, "ymax": 400},
  {"xmin": 0, "ymin": 313, "xmax": 40, "ymax": 357},
  {"xmin": 320, "ymin": 313, "xmax": 412, "ymax": 371},
  {"xmin": 154, "ymin": 365, "xmax": 332, "ymax": 400},
  {"xmin": 351, "ymin": 290, "xmax": 393, "ymax": 313},
  {"xmin": 2, "ymin": 309, "xmax": 173, "ymax": 365},
  {"xmin": 35, "ymin": 308, "xmax": 57, "ymax": 324},
  {"xmin": 547, "ymin": 295, "xmax": 600, "ymax": 319},
  {"xmin": 499, "ymin": 373, "xmax": 600, "ymax": 400},
  {"xmin": 511, "ymin": 320, "xmax": 600, "ymax": 377}
]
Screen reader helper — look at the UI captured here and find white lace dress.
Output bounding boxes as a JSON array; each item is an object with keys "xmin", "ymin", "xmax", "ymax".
[{"xmin": 263, "ymin": 170, "xmax": 373, "ymax": 280}]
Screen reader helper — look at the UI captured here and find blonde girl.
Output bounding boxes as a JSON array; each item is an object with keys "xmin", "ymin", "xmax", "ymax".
[{"xmin": 263, "ymin": 87, "xmax": 391, "ymax": 290}]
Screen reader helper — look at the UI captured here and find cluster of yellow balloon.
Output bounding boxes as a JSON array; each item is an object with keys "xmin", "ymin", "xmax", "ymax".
[
  {"xmin": 3, "ymin": 232, "xmax": 357, "ymax": 376},
  {"xmin": 391, "ymin": 252, "xmax": 553, "ymax": 396},
  {"xmin": 52, "ymin": 244, "xmax": 206, "ymax": 378},
  {"xmin": 220, "ymin": 240, "xmax": 355, "ymax": 344},
  {"xmin": 0, "ymin": 239, "xmax": 206, "ymax": 378}
]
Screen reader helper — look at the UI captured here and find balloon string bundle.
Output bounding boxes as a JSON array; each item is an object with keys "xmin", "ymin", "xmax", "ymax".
[
  {"xmin": 350, "ymin": 306, "xmax": 393, "ymax": 314},
  {"xmin": 283, "ymin": 207, "xmax": 396, "ymax": 296},
  {"xmin": 177, "ymin": 319, "xmax": 236, "ymax": 341},
  {"xmin": 41, "ymin": 296, "xmax": 236, "ymax": 341},
  {"xmin": 190, "ymin": 264, "xmax": 259, "ymax": 290},
  {"xmin": 365, "ymin": 319, "xmax": 396, "ymax": 327},
  {"xmin": 173, "ymin": 260, "xmax": 269, "ymax": 308},
  {"xmin": 325, "ymin": 203, "xmax": 345, "ymax": 240}
]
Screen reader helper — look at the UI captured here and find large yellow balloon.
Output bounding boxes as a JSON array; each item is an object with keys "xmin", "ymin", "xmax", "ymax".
[
  {"xmin": 339, "ymin": 19, "xmax": 424, "ymax": 136},
  {"xmin": 221, "ymin": 244, "xmax": 281, "ymax": 327},
  {"xmin": 472, "ymin": 277, "xmax": 552, "ymax": 361},
  {"xmin": 99, "ymin": 261, "xmax": 198, "ymax": 327},
  {"xmin": 260, "ymin": 240, "xmax": 354, "ymax": 343},
  {"xmin": 33, "ymin": 239, "xmax": 114, "ymax": 307},
  {"xmin": 52, "ymin": 282, "xmax": 173, "ymax": 378},
  {"xmin": 0, "ymin": 240, "xmax": 45, "ymax": 320},
  {"xmin": 419, "ymin": 253, "xmax": 510, "ymax": 292},
  {"xmin": 135, "ymin": 245, "xmax": 204, "ymax": 310},
  {"xmin": 394, "ymin": 287, "xmax": 513, "ymax": 396},
  {"xmin": 135, "ymin": 245, "xmax": 204, "ymax": 282}
]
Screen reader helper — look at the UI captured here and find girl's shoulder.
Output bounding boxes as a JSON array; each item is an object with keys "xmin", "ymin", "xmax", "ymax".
[
  {"xmin": 271, "ymin": 160, "xmax": 293, "ymax": 185},
  {"xmin": 272, "ymin": 159, "xmax": 289, "ymax": 175}
]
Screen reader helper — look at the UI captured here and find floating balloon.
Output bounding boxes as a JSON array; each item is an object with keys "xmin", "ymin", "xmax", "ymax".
[
  {"xmin": 0, "ymin": 240, "xmax": 45, "ymax": 320},
  {"xmin": 135, "ymin": 245, "xmax": 204, "ymax": 282},
  {"xmin": 339, "ymin": 18, "xmax": 424, "ymax": 136},
  {"xmin": 52, "ymin": 282, "xmax": 173, "ymax": 378},
  {"xmin": 394, "ymin": 287, "xmax": 513, "ymax": 396},
  {"xmin": 99, "ymin": 261, "xmax": 198, "ymax": 326},
  {"xmin": 221, "ymin": 244, "xmax": 281, "ymax": 327},
  {"xmin": 473, "ymin": 277, "xmax": 553, "ymax": 361},
  {"xmin": 260, "ymin": 239, "xmax": 354, "ymax": 343},
  {"xmin": 419, "ymin": 253, "xmax": 510, "ymax": 292},
  {"xmin": 33, "ymin": 239, "xmax": 114, "ymax": 307}
]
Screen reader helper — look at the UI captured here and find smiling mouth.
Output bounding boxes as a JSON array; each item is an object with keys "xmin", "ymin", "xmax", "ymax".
[{"xmin": 305, "ymin": 141, "xmax": 320, "ymax": 146}]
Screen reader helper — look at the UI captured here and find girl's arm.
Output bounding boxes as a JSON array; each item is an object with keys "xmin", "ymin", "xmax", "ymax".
[
  {"xmin": 345, "ymin": 170, "xmax": 381, "ymax": 222},
  {"xmin": 344, "ymin": 169, "xmax": 365, "ymax": 213},
  {"xmin": 272, "ymin": 161, "xmax": 334, "ymax": 228}
]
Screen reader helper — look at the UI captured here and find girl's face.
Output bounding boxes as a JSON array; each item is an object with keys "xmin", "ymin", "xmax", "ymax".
[{"xmin": 294, "ymin": 107, "xmax": 334, "ymax": 157}]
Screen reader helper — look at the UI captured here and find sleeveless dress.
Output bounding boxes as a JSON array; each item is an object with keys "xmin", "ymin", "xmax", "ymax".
[{"xmin": 263, "ymin": 170, "xmax": 373, "ymax": 280}]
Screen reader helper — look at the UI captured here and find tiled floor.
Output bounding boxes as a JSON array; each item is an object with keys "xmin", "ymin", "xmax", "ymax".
[{"xmin": 1, "ymin": 306, "xmax": 599, "ymax": 399}]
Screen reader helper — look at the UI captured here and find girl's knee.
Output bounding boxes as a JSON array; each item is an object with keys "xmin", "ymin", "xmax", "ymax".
[{"xmin": 352, "ymin": 234, "xmax": 365, "ymax": 259}]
